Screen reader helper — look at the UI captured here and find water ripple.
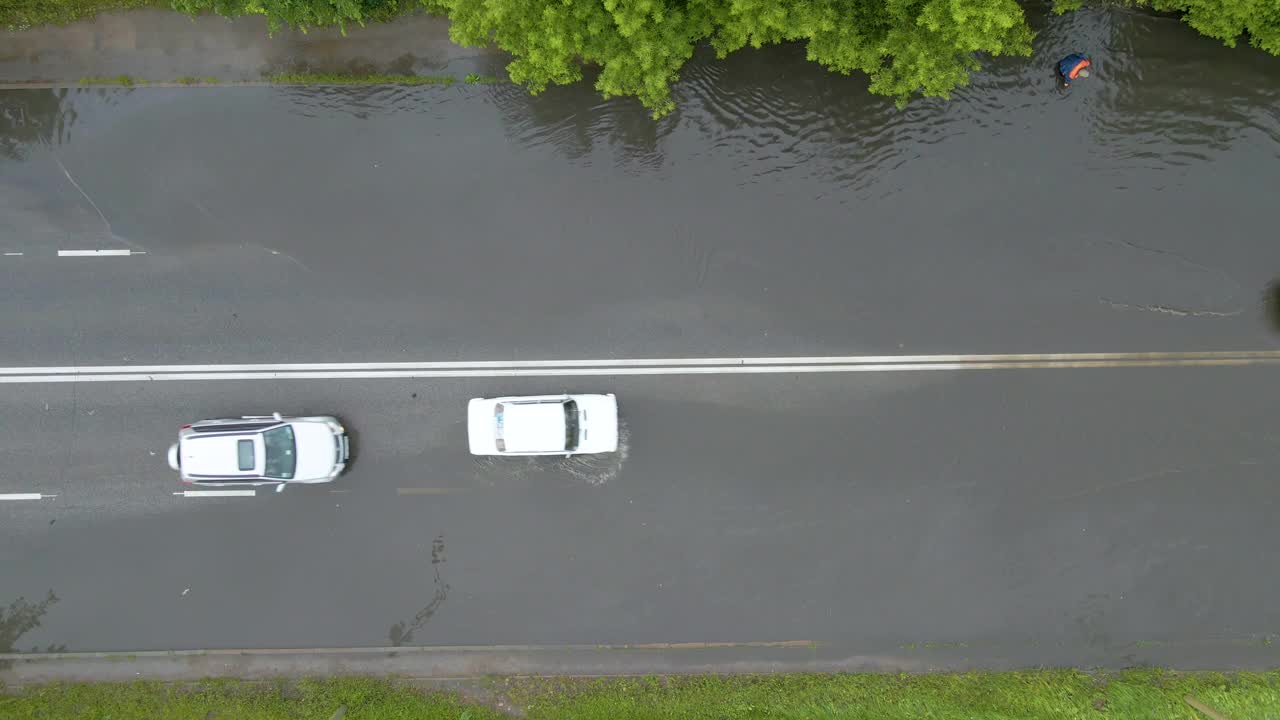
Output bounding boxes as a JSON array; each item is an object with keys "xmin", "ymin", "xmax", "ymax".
[
  {"xmin": 488, "ymin": 77, "xmax": 673, "ymax": 171},
  {"xmin": 676, "ymin": 44, "xmax": 965, "ymax": 199},
  {"xmin": 273, "ymin": 84, "xmax": 459, "ymax": 120}
]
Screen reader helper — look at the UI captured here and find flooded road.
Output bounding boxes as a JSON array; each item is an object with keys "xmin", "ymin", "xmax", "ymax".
[
  {"xmin": 1, "ymin": 7, "xmax": 1279, "ymax": 366},
  {"xmin": 2, "ymin": 5, "xmax": 1280, "ymax": 663}
]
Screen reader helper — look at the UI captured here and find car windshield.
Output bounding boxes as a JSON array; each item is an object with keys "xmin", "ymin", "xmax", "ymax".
[
  {"xmin": 563, "ymin": 400, "xmax": 579, "ymax": 451},
  {"xmin": 263, "ymin": 425, "xmax": 296, "ymax": 479}
]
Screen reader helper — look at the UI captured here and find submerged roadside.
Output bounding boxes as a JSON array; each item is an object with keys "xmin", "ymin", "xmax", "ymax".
[{"xmin": 0, "ymin": 9, "xmax": 503, "ymax": 87}]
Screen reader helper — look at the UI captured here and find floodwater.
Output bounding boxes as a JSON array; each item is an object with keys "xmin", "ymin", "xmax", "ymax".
[{"xmin": 0, "ymin": 4, "xmax": 1279, "ymax": 367}]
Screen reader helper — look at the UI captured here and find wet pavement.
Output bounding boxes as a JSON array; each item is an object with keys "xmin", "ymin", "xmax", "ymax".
[
  {"xmin": 1, "ymin": 4, "xmax": 1280, "ymax": 667},
  {"xmin": 3, "ymin": 370, "xmax": 1280, "ymax": 666}
]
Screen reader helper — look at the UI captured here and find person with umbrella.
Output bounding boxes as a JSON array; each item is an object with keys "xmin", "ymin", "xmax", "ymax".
[{"xmin": 1058, "ymin": 53, "xmax": 1091, "ymax": 89}]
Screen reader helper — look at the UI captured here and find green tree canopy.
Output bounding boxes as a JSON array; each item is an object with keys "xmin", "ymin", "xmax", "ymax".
[
  {"xmin": 1054, "ymin": 0, "xmax": 1280, "ymax": 55},
  {"xmin": 430, "ymin": 0, "xmax": 1035, "ymax": 115}
]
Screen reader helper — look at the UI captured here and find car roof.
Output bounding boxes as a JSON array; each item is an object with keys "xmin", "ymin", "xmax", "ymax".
[
  {"xmin": 502, "ymin": 401, "xmax": 567, "ymax": 453},
  {"xmin": 180, "ymin": 432, "xmax": 263, "ymax": 477}
]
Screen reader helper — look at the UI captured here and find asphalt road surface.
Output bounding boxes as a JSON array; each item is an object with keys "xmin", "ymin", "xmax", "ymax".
[{"xmin": 2, "ymin": 364, "xmax": 1279, "ymax": 662}]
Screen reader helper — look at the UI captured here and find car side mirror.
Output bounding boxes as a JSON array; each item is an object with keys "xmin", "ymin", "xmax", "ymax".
[
  {"xmin": 275, "ymin": 483, "xmax": 286, "ymax": 493},
  {"xmin": 273, "ymin": 412, "xmax": 283, "ymax": 422}
]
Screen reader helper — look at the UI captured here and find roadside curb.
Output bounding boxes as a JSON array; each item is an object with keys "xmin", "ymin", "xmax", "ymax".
[
  {"xmin": 7, "ymin": 638, "xmax": 1280, "ymax": 686},
  {"xmin": 1, "ymin": 642, "xmax": 931, "ymax": 686}
]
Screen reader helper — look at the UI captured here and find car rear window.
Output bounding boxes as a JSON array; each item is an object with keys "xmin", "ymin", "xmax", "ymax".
[
  {"xmin": 494, "ymin": 403, "xmax": 505, "ymax": 452},
  {"xmin": 236, "ymin": 439, "xmax": 254, "ymax": 471},
  {"xmin": 563, "ymin": 400, "xmax": 579, "ymax": 451}
]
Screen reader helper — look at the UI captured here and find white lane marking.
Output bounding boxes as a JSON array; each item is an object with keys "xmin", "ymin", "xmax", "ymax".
[
  {"xmin": 173, "ymin": 489, "xmax": 256, "ymax": 498},
  {"xmin": 0, "ymin": 350, "xmax": 1278, "ymax": 376},
  {"xmin": 58, "ymin": 249, "xmax": 135, "ymax": 257},
  {"xmin": 3, "ymin": 252, "xmax": 22, "ymax": 256},
  {"xmin": 0, "ymin": 354, "xmax": 1277, "ymax": 384},
  {"xmin": 0, "ymin": 493, "xmax": 53, "ymax": 501}
]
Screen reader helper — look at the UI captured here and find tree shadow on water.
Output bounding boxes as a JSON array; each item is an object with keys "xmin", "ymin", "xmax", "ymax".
[
  {"xmin": 1265, "ymin": 280, "xmax": 1280, "ymax": 334},
  {"xmin": 0, "ymin": 591, "xmax": 65, "ymax": 661},
  {"xmin": 0, "ymin": 90, "xmax": 77, "ymax": 162},
  {"xmin": 482, "ymin": 57, "xmax": 673, "ymax": 171}
]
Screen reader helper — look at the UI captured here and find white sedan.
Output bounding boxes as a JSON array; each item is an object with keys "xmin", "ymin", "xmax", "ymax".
[{"xmin": 467, "ymin": 394, "xmax": 618, "ymax": 456}]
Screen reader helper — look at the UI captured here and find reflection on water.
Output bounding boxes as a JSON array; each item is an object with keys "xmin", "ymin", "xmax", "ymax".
[
  {"xmin": 0, "ymin": 590, "xmax": 64, "ymax": 654},
  {"xmin": 1266, "ymin": 280, "xmax": 1280, "ymax": 333},
  {"xmin": 1090, "ymin": 11, "xmax": 1280, "ymax": 175},
  {"xmin": 0, "ymin": 90, "xmax": 75, "ymax": 161},
  {"xmin": 24, "ymin": 2, "xmax": 1262, "ymax": 201}
]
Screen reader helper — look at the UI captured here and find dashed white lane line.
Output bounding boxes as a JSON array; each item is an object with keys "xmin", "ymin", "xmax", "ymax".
[
  {"xmin": 0, "ymin": 493, "xmax": 54, "ymax": 501},
  {"xmin": 3, "ymin": 252, "xmax": 23, "ymax": 256},
  {"xmin": 173, "ymin": 489, "xmax": 256, "ymax": 498},
  {"xmin": 57, "ymin": 249, "xmax": 141, "ymax": 257}
]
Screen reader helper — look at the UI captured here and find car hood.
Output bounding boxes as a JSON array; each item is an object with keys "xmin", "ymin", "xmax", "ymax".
[
  {"xmin": 291, "ymin": 421, "xmax": 340, "ymax": 481},
  {"xmin": 573, "ymin": 394, "xmax": 619, "ymax": 453}
]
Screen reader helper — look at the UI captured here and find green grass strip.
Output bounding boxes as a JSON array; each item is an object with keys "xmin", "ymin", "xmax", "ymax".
[
  {"xmin": 78, "ymin": 74, "xmax": 137, "ymax": 86},
  {"xmin": 512, "ymin": 670, "xmax": 1280, "ymax": 719},
  {"xmin": 3, "ymin": 671, "xmax": 1280, "ymax": 719},
  {"xmin": 0, "ymin": 678, "xmax": 505, "ymax": 719},
  {"xmin": 2, "ymin": 0, "xmax": 165, "ymax": 31}
]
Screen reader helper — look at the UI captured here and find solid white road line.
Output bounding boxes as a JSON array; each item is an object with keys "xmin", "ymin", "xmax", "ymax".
[
  {"xmin": 3, "ymin": 350, "xmax": 1280, "ymax": 376},
  {"xmin": 57, "ymin": 249, "xmax": 136, "ymax": 257},
  {"xmin": 0, "ymin": 351, "xmax": 1276, "ymax": 384},
  {"xmin": 0, "ymin": 493, "xmax": 52, "ymax": 501},
  {"xmin": 3, "ymin": 252, "xmax": 22, "ymax": 256},
  {"xmin": 173, "ymin": 489, "xmax": 257, "ymax": 498},
  {"xmin": 0, "ymin": 356, "xmax": 1277, "ymax": 384},
  {"xmin": 0, "ymin": 350, "xmax": 1278, "ymax": 376}
]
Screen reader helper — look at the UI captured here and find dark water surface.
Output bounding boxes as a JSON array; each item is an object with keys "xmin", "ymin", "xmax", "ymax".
[{"xmin": 1, "ymin": 7, "xmax": 1279, "ymax": 364}]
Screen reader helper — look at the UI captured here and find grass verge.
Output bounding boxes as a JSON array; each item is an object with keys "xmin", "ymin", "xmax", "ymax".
[
  {"xmin": 78, "ymin": 74, "xmax": 138, "ymax": 86},
  {"xmin": 2, "ymin": 0, "xmax": 165, "ymax": 31},
  {"xmin": 0, "ymin": 678, "xmax": 505, "ymax": 719},
  {"xmin": 3, "ymin": 671, "xmax": 1280, "ymax": 719}
]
